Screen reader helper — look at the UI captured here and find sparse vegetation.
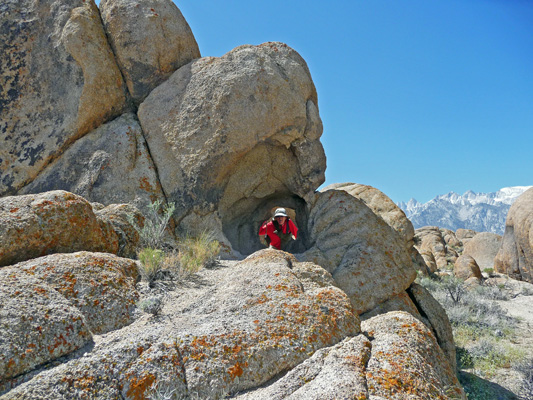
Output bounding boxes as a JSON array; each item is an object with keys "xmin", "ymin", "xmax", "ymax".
[
  {"xmin": 129, "ymin": 199, "xmax": 176, "ymax": 249},
  {"xmin": 132, "ymin": 201, "xmax": 221, "ymax": 288},
  {"xmin": 138, "ymin": 247, "xmax": 166, "ymax": 286},
  {"xmin": 417, "ymin": 273, "xmax": 528, "ymax": 397},
  {"xmin": 138, "ymin": 296, "xmax": 164, "ymax": 316},
  {"xmin": 514, "ymin": 358, "xmax": 533, "ymax": 400},
  {"xmin": 176, "ymin": 231, "xmax": 221, "ymax": 272}
]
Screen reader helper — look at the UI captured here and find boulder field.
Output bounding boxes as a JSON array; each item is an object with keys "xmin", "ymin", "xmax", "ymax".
[{"xmin": 1, "ymin": 0, "xmax": 468, "ymax": 398}]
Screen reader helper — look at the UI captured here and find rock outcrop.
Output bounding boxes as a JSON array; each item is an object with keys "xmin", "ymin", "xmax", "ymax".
[
  {"xmin": 2, "ymin": 248, "xmax": 463, "ymax": 399},
  {"xmin": 0, "ymin": 252, "xmax": 139, "ymax": 391},
  {"xmin": 323, "ymin": 182, "xmax": 430, "ymax": 275},
  {"xmin": 456, "ymin": 228, "xmax": 478, "ymax": 245},
  {"xmin": 0, "ymin": 191, "xmax": 118, "ymax": 267},
  {"xmin": 414, "ymin": 226, "xmax": 460, "ymax": 270},
  {"xmin": 0, "ymin": 0, "xmax": 126, "ymax": 196},
  {"xmin": 494, "ymin": 187, "xmax": 533, "ymax": 283},
  {"xmin": 301, "ymin": 189, "xmax": 417, "ymax": 314},
  {"xmin": 362, "ymin": 312, "xmax": 465, "ymax": 399},
  {"xmin": 0, "ymin": 2, "xmax": 464, "ymax": 397},
  {"xmin": 3, "ymin": 250, "xmax": 360, "ymax": 399},
  {"xmin": 18, "ymin": 114, "xmax": 165, "ymax": 211},
  {"xmin": 138, "ymin": 42, "xmax": 325, "ymax": 254},
  {"xmin": 462, "ymin": 232, "xmax": 501, "ymax": 271},
  {"xmin": 100, "ymin": 0, "xmax": 200, "ymax": 105},
  {"xmin": 0, "ymin": 270, "xmax": 91, "ymax": 388},
  {"xmin": 323, "ymin": 183, "xmax": 415, "ymax": 245},
  {"xmin": 13, "ymin": 252, "xmax": 139, "ymax": 334},
  {"xmin": 236, "ymin": 312, "xmax": 465, "ymax": 400}
]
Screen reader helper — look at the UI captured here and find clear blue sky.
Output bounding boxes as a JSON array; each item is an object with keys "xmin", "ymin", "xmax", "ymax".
[{"xmin": 99, "ymin": 0, "xmax": 533, "ymax": 203}]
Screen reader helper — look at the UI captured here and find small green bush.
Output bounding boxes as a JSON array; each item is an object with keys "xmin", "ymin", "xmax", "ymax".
[
  {"xmin": 138, "ymin": 247, "xmax": 165, "ymax": 285},
  {"xmin": 129, "ymin": 200, "xmax": 176, "ymax": 250},
  {"xmin": 178, "ymin": 231, "xmax": 221, "ymax": 273},
  {"xmin": 483, "ymin": 268, "xmax": 494, "ymax": 275},
  {"xmin": 138, "ymin": 296, "xmax": 163, "ymax": 316}
]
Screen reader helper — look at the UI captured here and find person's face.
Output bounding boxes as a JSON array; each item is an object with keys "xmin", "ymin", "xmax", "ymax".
[{"xmin": 275, "ymin": 216, "xmax": 287, "ymax": 224}]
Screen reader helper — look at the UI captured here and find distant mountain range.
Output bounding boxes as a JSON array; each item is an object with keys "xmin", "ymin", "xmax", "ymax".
[{"xmin": 397, "ymin": 186, "xmax": 532, "ymax": 234}]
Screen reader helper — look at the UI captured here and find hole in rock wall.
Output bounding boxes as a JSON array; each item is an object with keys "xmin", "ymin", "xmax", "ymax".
[{"xmin": 222, "ymin": 193, "xmax": 309, "ymax": 256}]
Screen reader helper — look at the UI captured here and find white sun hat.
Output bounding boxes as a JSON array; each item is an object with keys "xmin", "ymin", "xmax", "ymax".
[{"xmin": 274, "ymin": 208, "xmax": 288, "ymax": 217}]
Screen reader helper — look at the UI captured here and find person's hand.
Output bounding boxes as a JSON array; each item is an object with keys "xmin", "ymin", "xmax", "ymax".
[{"xmin": 291, "ymin": 235, "xmax": 296, "ymax": 240}]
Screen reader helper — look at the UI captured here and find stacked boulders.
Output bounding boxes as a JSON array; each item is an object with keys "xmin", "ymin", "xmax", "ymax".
[
  {"xmin": 414, "ymin": 226, "xmax": 460, "ymax": 271},
  {"xmin": 0, "ymin": 0, "xmax": 464, "ymax": 397}
]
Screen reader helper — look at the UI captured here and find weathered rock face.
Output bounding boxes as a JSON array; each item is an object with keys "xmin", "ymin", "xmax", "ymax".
[
  {"xmin": 323, "ymin": 182, "xmax": 415, "ymax": 245},
  {"xmin": 415, "ymin": 226, "xmax": 460, "ymax": 270},
  {"xmin": 14, "ymin": 252, "xmax": 139, "ymax": 334},
  {"xmin": 0, "ymin": 251, "xmax": 139, "ymax": 392},
  {"xmin": 454, "ymin": 255, "xmax": 483, "ymax": 281},
  {"xmin": 407, "ymin": 283, "xmax": 456, "ymax": 372},
  {"xmin": 0, "ymin": 269, "xmax": 91, "ymax": 389},
  {"xmin": 234, "ymin": 335, "xmax": 372, "ymax": 400},
  {"xmin": 301, "ymin": 189, "xmax": 417, "ymax": 314},
  {"xmin": 236, "ymin": 312, "xmax": 464, "ymax": 400},
  {"xmin": 0, "ymin": 0, "xmax": 126, "ymax": 196},
  {"xmin": 322, "ymin": 182, "xmax": 430, "ymax": 275},
  {"xmin": 138, "ymin": 42, "xmax": 325, "ymax": 255},
  {"xmin": 362, "ymin": 312, "xmax": 465, "ymax": 400},
  {"xmin": 18, "ymin": 114, "xmax": 165, "ymax": 211},
  {"xmin": 0, "ymin": 191, "xmax": 118, "ymax": 267},
  {"xmin": 100, "ymin": 0, "xmax": 200, "ymax": 105},
  {"xmin": 463, "ymin": 232, "xmax": 501, "ymax": 271},
  {"xmin": 494, "ymin": 187, "xmax": 533, "ymax": 283},
  {"xmin": 4, "ymin": 250, "xmax": 360, "ymax": 399}
]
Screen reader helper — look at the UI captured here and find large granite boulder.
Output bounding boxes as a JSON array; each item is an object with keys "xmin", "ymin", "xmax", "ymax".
[
  {"xmin": 0, "ymin": 0, "xmax": 126, "ymax": 196},
  {"xmin": 236, "ymin": 312, "xmax": 464, "ymax": 400},
  {"xmin": 462, "ymin": 232, "xmax": 501, "ymax": 271},
  {"xmin": 362, "ymin": 312, "xmax": 465, "ymax": 399},
  {"xmin": 0, "ymin": 251, "xmax": 140, "ymax": 391},
  {"xmin": 0, "ymin": 191, "xmax": 118, "ymax": 267},
  {"xmin": 360, "ymin": 282, "xmax": 457, "ymax": 374},
  {"xmin": 322, "ymin": 182, "xmax": 414, "ymax": 246},
  {"xmin": 321, "ymin": 182, "xmax": 430, "ymax": 275},
  {"xmin": 138, "ymin": 42, "xmax": 325, "ymax": 255},
  {"xmin": 4, "ymin": 250, "xmax": 360, "ymax": 399},
  {"xmin": 18, "ymin": 114, "xmax": 165, "ymax": 211},
  {"xmin": 454, "ymin": 254, "xmax": 483, "ymax": 281},
  {"xmin": 234, "ymin": 335, "xmax": 372, "ymax": 400},
  {"xmin": 494, "ymin": 187, "xmax": 533, "ymax": 283},
  {"xmin": 301, "ymin": 189, "xmax": 417, "ymax": 314},
  {"xmin": 100, "ymin": 0, "xmax": 200, "ymax": 105}
]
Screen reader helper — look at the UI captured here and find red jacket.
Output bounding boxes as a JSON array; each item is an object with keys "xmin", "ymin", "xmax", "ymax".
[{"xmin": 259, "ymin": 219, "xmax": 298, "ymax": 250}]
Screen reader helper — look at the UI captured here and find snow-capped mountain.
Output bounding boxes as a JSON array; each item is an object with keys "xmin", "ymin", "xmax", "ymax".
[{"xmin": 398, "ymin": 186, "xmax": 532, "ymax": 234}]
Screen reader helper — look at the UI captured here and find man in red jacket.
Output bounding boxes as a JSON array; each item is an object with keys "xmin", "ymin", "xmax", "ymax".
[{"xmin": 259, "ymin": 208, "xmax": 298, "ymax": 250}]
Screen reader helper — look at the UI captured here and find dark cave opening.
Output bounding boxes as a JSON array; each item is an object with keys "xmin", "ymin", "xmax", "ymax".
[{"xmin": 222, "ymin": 192, "xmax": 310, "ymax": 256}]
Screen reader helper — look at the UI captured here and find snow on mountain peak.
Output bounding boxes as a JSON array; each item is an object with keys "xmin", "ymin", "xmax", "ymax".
[{"xmin": 397, "ymin": 186, "xmax": 532, "ymax": 234}]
